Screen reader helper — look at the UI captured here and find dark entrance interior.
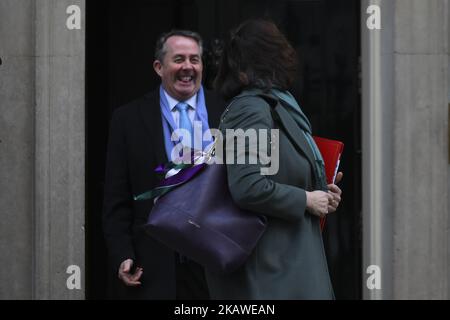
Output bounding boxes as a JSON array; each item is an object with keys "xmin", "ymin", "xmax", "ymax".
[{"xmin": 86, "ymin": 0, "xmax": 361, "ymax": 299}]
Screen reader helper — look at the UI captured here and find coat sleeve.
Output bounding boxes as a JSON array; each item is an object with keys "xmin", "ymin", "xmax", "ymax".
[
  {"xmin": 102, "ymin": 108, "xmax": 136, "ymax": 272},
  {"xmin": 222, "ymin": 96, "xmax": 308, "ymax": 222}
]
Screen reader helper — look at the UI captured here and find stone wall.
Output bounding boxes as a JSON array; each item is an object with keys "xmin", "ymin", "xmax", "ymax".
[
  {"xmin": 0, "ymin": 0, "xmax": 85, "ymax": 299},
  {"xmin": 362, "ymin": 0, "xmax": 449, "ymax": 299}
]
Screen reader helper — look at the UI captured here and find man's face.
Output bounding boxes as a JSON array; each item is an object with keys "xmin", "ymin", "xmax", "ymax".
[{"xmin": 153, "ymin": 36, "xmax": 203, "ymax": 101}]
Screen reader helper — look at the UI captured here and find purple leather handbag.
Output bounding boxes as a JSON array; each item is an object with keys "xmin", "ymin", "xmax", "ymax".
[{"xmin": 144, "ymin": 163, "xmax": 267, "ymax": 274}]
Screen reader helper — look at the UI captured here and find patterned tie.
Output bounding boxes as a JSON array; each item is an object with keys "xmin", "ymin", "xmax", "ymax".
[{"xmin": 175, "ymin": 102, "xmax": 193, "ymax": 148}]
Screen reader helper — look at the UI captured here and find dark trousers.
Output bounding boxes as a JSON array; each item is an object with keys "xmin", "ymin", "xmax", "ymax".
[
  {"xmin": 175, "ymin": 254, "xmax": 210, "ymax": 300},
  {"xmin": 107, "ymin": 254, "xmax": 209, "ymax": 300}
]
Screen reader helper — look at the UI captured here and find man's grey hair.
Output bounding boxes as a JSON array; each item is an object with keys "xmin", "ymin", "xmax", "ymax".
[{"xmin": 154, "ymin": 30, "xmax": 203, "ymax": 62}]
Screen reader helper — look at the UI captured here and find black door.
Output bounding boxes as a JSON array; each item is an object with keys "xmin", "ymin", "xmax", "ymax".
[{"xmin": 86, "ymin": 0, "xmax": 361, "ymax": 299}]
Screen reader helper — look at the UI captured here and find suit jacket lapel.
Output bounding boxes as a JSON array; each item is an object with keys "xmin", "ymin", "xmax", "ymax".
[{"xmin": 139, "ymin": 90, "xmax": 168, "ymax": 165}]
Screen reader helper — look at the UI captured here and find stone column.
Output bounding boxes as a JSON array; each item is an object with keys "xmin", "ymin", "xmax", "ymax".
[
  {"xmin": 34, "ymin": 0, "xmax": 85, "ymax": 299},
  {"xmin": 0, "ymin": 0, "xmax": 85, "ymax": 299},
  {"xmin": 362, "ymin": 0, "xmax": 449, "ymax": 299},
  {"xmin": 447, "ymin": 0, "xmax": 450, "ymax": 301},
  {"xmin": 0, "ymin": 0, "xmax": 35, "ymax": 299},
  {"xmin": 392, "ymin": 0, "xmax": 448, "ymax": 300},
  {"xmin": 361, "ymin": 0, "xmax": 395, "ymax": 300}
]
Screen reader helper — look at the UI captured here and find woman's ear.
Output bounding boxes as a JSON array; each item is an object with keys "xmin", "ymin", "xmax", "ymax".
[{"xmin": 238, "ymin": 72, "xmax": 248, "ymax": 85}]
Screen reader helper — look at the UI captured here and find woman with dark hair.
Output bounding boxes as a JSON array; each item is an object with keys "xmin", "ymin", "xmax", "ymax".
[{"xmin": 206, "ymin": 19, "xmax": 343, "ymax": 299}]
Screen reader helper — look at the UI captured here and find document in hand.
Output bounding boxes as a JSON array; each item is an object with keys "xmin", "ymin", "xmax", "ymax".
[{"xmin": 313, "ymin": 136, "xmax": 344, "ymax": 231}]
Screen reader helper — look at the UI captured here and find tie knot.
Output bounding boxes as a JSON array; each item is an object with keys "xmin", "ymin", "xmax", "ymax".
[{"xmin": 176, "ymin": 102, "xmax": 189, "ymax": 112}]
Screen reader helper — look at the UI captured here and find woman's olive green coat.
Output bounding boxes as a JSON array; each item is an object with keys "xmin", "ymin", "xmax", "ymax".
[{"xmin": 205, "ymin": 89, "xmax": 334, "ymax": 300}]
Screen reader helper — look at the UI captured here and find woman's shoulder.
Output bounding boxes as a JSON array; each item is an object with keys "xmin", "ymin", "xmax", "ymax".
[
  {"xmin": 220, "ymin": 90, "xmax": 274, "ymax": 129},
  {"xmin": 228, "ymin": 89, "xmax": 273, "ymax": 113}
]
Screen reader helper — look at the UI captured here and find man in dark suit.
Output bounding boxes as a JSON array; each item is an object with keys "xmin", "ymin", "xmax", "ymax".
[{"xmin": 102, "ymin": 30, "xmax": 224, "ymax": 299}]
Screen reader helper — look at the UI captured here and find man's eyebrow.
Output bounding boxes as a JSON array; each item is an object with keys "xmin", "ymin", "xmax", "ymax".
[{"xmin": 172, "ymin": 54, "xmax": 200, "ymax": 58}]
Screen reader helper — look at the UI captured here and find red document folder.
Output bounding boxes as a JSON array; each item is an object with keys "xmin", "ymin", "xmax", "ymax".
[{"xmin": 313, "ymin": 136, "xmax": 344, "ymax": 231}]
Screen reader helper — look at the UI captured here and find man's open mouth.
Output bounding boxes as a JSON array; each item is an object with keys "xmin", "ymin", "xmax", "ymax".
[{"xmin": 178, "ymin": 75, "xmax": 194, "ymax": 83}]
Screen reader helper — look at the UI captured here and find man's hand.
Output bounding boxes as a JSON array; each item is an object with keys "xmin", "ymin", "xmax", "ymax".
[
  {"xmin": 118, "ymin": 259, "xmax": 143, "ymax": 287},
  {"xmin": 327, "ymin": 172, "xmax": 343, "ymax": 214}
]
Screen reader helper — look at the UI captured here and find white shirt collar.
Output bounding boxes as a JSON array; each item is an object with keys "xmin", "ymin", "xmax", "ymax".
[{"xmin": 163, "ymin": 89, "xmax": 197, "ymax": 111}]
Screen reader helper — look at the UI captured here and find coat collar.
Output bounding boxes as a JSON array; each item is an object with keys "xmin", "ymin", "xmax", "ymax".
[
  {"xmin": 139, "ymin": 90, "xmax": 168, "ymax": 165},
  {"xmin": 237, "ymin": 89, "xmax": 318, "ymax": 179},
  {"xmin": 271, "ymin": 103, "xmax": 317, "ymax": 176}
]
